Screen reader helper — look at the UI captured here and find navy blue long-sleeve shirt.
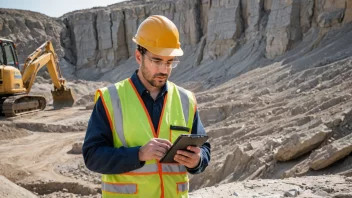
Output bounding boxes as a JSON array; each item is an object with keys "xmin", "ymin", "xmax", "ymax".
[{"xmin": 83, "ymin": 70, "xmax": 211, "ymax": 175}]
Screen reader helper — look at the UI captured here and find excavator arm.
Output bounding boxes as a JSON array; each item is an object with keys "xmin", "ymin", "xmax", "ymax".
[{"xmin": 21, "ymin": 41, "xmax": 75, "ymax": 108}]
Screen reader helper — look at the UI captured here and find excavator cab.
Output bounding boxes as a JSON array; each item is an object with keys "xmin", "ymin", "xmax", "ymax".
[
  {"xmin": 0, "ymin": 38, "xmax": 76, "ymax": 116},
  {"xmin": 0, "ymin": 39, "xmax": 19, "ymax": 69},
  {"xmin": 0, "ymin": 39, "xmax": 27, "ymax": 95}
]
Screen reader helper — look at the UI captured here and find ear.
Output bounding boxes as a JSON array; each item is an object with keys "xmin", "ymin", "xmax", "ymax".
[{"xmin": 135, "ymin": 49, "xmax": 142, "ymax": 66}]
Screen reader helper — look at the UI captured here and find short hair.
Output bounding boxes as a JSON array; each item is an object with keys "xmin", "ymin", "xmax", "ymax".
[{"xmin": 137, "ymin": 45, "xmax": 147, "ymax": 55}]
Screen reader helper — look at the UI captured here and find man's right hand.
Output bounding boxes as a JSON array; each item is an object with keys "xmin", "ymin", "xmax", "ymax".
[{"xmin": 138, "ymin": 138, "xmax": 172, "ymax": 161}]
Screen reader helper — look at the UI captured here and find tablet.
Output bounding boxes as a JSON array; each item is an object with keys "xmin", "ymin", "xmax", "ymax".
[{"xmin": 159, "ymin": 134, "xmax": 209, "ymax": 163}]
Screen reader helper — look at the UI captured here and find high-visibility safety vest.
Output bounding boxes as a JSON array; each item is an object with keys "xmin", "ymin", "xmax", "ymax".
[{"xmin": 94, "ymin": 78, "xmax": 197, "ymax": 198}]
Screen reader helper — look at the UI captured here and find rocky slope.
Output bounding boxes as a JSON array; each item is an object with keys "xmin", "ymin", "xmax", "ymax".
[
  {"xmin": 189, "ymin": 56, "xmax": 352, "ymax": 191},
  {"xmin": 0, "ymin": 8, "xmax": 76, "ymax": 79},
  {"xmin": 0, "ymin": 9, "xmax": 63, "ymax": 63}
]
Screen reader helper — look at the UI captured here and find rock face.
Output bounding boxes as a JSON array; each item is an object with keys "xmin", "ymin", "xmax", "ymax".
[
  {"xmin": 1, "ymin": 0, "xmax": 352, "ymax": 83},
  {"xmin": 205, "ymin": 0, "xmax": 243, "ymax": 60},
  {"xmin": 56, "ymin": 0, "xmax": 352, "ymax": 81},
  {"xmin": 0, "ymin": 9, "xmax": 63, "ymax": 63},
  {"xmin": 265, "ymin": 0, "xmax": 302, "ymax": 59}
]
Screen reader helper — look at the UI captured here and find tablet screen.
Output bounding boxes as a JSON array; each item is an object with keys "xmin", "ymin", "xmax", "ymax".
[{"xmin": 159, "ymin": 134, "xmax": 209, "ymax": 163}]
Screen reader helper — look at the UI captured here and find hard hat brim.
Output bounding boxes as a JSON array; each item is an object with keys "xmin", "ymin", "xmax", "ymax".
[
  {"xmin": 147, "ymin": 46, "xmax": 184, "ymax": 57},
  {"xmin": 133, "ymin": 38, "xmax": 183, "ymax": 56}
]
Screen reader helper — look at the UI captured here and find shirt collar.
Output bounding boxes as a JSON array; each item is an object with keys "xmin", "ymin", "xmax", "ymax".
[{"xmin": 130, "ymin": 70, "xmax": 168, "ymax": 97}]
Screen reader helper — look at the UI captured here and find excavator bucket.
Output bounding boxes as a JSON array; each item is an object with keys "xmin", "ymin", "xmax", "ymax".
[{"xmin": 51, "ymin": 88, "xmax": 76, "ymax": 109}]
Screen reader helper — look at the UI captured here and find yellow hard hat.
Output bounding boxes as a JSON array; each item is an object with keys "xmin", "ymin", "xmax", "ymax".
[{"xmin": 132, "ymin": 15, "xmax": 183, "ymax": 56}]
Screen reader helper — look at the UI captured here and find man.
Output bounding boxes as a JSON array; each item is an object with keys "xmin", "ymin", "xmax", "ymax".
[{"xmin": 83, "ymin": 15, "xmax": 211, "ymax": 198}]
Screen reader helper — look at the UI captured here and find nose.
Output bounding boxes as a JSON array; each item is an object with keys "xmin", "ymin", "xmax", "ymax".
[{"xmin": 158, "ymin": 63, "xmax": 169, "ymax": 73}]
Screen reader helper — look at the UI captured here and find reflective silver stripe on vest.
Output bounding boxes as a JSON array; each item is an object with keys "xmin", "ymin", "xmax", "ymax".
[
  {"xmin": 176, "ymin": 86, "xmax": 190, "ymax": 125},
  {"xmin": 130, "ymin": 163, "xmax": 158, "ymax": 173},
  {"xmin": 107, "ymin": 85, "xmax": 127, "ymax": 147},
  {"xmin": 128, "ymin": 164, "xmax": 186, "ymax": 173},
  {"xmin": 102, "ymin": 182, "xmax": 137, "ymax": 194},
  {"xmin": 162, "ymin": 164, "xmax": 186, "ymax": 173},
  {"xmin": 177, "ymin": 182, "xmax": 189, "ymax": 192}
]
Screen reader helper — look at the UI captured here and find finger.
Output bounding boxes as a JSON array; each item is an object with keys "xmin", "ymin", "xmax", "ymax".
[
  {"xmin": 187, "ymin": 146, "xmax": 201, "ymax": 154},
  {"xmin": 177, "ymin": 150, "xmax": 194, "ymax": 158},
  {"xmin": 154, "ymin": 138, "xmax": 172, "ymax": 147},
  {"xmin": 155, "ymin": 146, "xmax": 168, "ymax": 155},
  {"xmin": 154, "ymin": 155, "xmax": 162, "ymax": 161},
  {"xmin": 174, "ymin": 154, "xmax": 191, "ymax": 166},
  {"xmin": 154, "ymin": 141, "xmax": 171, "ymax": 150},
  {"xmin": 154, "ymin": 150, "xmax": 165, "ymax": 158}
]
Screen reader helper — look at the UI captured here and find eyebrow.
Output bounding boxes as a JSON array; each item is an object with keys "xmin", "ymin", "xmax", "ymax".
[{"xmin": 150, "ymin": 57, "xmax": 175, "ymax": 62}]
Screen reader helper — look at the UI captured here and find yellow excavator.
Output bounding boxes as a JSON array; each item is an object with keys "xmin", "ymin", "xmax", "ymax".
[{"xmin": 0, "ymin": 38, "xmax": 76, "ymax": 117}]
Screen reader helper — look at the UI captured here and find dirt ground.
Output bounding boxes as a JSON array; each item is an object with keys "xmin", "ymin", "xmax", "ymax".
[
  {"xmin": 0, "ymin": 125, "xmax": 31, "ymax": 141},
  {"xmin": 189, "ymin": 175, "xmax": 352, "ymax": 198},
  {"xmin": 0, "ymin": 106, "xmax": 100, "ymax": 197}
]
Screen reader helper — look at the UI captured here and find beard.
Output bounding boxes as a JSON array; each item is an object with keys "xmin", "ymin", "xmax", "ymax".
[{"xmin": 141, "ymin": 59, "xmax": 169, "ymax": 88}]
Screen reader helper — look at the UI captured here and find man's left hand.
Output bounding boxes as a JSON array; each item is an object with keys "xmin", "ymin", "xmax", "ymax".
[{"xmin": 174, "ymin": 146, "xmax": 201, "ymax": 169}]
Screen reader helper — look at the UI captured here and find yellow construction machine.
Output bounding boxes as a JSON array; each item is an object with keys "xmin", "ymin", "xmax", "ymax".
[{"xmin": 0, "ymin": 38, "xmax": 76, "ymax": 117}]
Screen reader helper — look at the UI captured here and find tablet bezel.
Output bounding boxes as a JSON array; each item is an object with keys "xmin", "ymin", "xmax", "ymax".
[{"xmin": 159, "ymin": 134, "xmax": 209, "ymax": 163}]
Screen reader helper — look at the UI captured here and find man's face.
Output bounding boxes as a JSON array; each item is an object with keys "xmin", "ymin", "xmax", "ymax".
[{"xmin": 137, "ymin": 50, "xmax": 176, "ymax": 88}]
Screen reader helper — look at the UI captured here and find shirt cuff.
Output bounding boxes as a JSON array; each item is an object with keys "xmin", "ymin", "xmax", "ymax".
[
  {"xmin": 129, "ymin": 146, "xmax": 145, "ymax": 171},
  {"xmin": 186, "ymin": 154, "xmax": 203, "ymax": 174}
]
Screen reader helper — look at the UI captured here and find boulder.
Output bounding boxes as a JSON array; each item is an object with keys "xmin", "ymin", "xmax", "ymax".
[
  {"xmin": 309, "ymin": 134, "xmax": 352, "ymax": 170},
  {"xmin": 275, "ymin": 125, "xmax": 331, "ymax": 161},
  {"xmin": 69, "ymin": 142, "xmax": 83, "ymax": 154}
]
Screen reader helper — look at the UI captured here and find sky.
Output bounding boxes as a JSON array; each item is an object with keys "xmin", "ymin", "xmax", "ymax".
[{"xmin": 0, "ymin": 0, "xmax": 127, "ymax": 17}]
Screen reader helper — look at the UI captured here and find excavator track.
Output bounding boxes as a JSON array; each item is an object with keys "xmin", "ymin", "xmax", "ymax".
[{"xmin": 0, "ymin": 95, "xmax": 46, "ymax": 117}]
